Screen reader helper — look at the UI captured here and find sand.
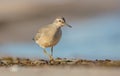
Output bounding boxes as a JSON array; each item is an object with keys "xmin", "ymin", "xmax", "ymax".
[{"xmin": 0, "ymin": 66, "xmax": 120, "ymax": 76}]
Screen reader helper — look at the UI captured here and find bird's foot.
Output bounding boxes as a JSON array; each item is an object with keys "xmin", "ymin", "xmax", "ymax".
[{"xmin": 49, "ymin": 55, "xmax": 54, "ymax": 61}]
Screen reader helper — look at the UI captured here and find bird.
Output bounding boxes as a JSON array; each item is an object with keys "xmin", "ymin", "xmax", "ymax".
[{"xmin": 33, "ymin": 17, "xmax": 72, "ymax": 60}]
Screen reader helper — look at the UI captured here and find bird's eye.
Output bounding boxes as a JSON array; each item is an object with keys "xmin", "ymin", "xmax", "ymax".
[{"xmin": 58, "ymin": 20, "xmax": 62, "ymax": 22}]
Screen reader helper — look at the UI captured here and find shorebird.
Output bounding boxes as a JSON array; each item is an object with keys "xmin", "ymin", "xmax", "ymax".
[{"xmin": 33, "ymin": 17, "xmax": 72, "ymax": 60}]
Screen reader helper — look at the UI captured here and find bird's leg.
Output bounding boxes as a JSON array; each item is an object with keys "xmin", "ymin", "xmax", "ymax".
[
  {"xmin": 43, "ymin": 48, "xmax": 49, "ymax": 56},
  {"xmin": 43, "ymin": 48, "xmax": 53, "ymax": 60},
  {"xmin": 51, "ymin": 46, "xmax": 53, "ymax": 56},
  {"xmin": 50, "ymin": 46, "xmax": 54, "ymax": 61}
]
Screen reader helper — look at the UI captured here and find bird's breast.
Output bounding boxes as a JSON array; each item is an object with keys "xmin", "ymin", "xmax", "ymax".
[
  {"xmin": 36, "ymin": 28, "xmax": 62, "ymax": 48},
  {"xmin": 51, "ymin": 29, "xmax": 62, "ymax": 44}
]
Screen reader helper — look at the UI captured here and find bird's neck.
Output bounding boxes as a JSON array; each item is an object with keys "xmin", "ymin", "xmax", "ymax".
[{"xmin": 52, "ymin": 23, "xmax": 62, "ymax": 29}]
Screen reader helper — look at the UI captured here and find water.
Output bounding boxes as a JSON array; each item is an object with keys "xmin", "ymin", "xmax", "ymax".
[{"xmin": 0, "ymin": 12, "xmax": 120, "ymax": 60}]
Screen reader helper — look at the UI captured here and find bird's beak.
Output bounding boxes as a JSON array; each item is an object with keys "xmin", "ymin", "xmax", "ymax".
[{"xmin": 65, "ymin": 23, "xmax": 72, "ymax": 28}]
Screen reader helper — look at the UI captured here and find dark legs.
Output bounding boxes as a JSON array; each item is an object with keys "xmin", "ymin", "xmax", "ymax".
[
  {"xmin": 51, "ymin": 46, "xmax": 53, "ymax": 56},
  {"xmin": 43, "ymin": 48, "xmax": 49, "ymax": 57},
  {"xmin": 43, "ymin": 48, "xmax": 54, "ymax": 60}
]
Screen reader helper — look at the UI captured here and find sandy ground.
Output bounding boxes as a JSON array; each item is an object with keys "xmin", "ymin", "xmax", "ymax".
[{"xmin": 0, "ymin": 66, "xmax": 120, "ymax": 76}]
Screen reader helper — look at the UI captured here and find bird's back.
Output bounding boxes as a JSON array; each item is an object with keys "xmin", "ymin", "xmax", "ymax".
[{"xmin": 34, "ymin": 24, "xmax": 62, "ymax": 48}]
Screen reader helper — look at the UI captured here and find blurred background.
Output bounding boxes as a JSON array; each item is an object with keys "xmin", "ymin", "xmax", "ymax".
[{"xmin": 0, "ymin": 0, "xmax": 120, "ymax": 60}]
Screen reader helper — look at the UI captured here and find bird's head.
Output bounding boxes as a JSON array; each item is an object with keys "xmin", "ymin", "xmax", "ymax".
[{"xmin": 53, "ymin": 17, "xmax": 72, "ymax": 28}]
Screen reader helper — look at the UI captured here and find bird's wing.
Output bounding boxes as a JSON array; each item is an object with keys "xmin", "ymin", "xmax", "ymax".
[
  {"xmin": 33, "ymin": 24, "xmax": 52, "ymax": 41},
  {"xmin": 33, "ymin": 26, "xmax": 48, "ymax": 41},
  {"xmin": 34, "ymin": 32, "xmax": 41, "ymax": 41},
  {"xmin": 34, "ymin": 27, "xmax": 44, "ymax": 41}
]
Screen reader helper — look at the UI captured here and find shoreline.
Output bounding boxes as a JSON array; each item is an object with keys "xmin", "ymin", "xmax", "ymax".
[{"xmin": 0, "ymin": 57, "xmax": 120, "ymax": 67}]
